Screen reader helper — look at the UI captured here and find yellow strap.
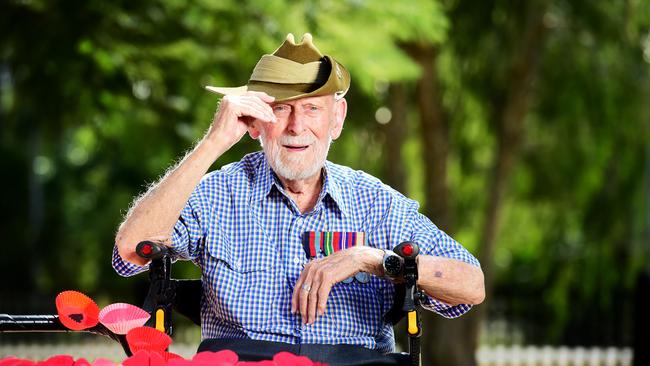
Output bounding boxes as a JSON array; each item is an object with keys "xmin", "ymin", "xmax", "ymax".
[
  {"xmin": 407, "ymin": 311, "xmax": 419, "ymax": 335},
  {"xmin": 155, "ymin": 308, "xmax": 165, "ymax": 332}
]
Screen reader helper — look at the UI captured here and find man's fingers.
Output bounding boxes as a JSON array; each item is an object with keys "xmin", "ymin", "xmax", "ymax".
[
  {"xmin": 233, "ymin": 102, "xmax": 273, "ymax": 124},
  {"xmin": 239, "ymin": 99, "xmax": 276, "ymax": 123},
  {"xmin": 296, "ymin": 266, "xmax": 315, "ymax": 324},
  {"xmin": 291, "ymin": 275, "xmax": 304, "ymax": 314},
  {"xmin": 246, "ymin": 91, "xmax": 276, "ymax": 103},
  {"xmin": 307, "ymin": 282, "xmax": 319, "ymax": 324},
  {"xmin": 299, "ymin": 280, "xmax": 311, "ymax": 324},
  {"xmin": 317, "ymin": 281, "xmax": 333, "ymax": 317}
]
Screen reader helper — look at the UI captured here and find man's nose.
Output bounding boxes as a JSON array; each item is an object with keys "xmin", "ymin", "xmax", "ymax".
[{"xmin": 286, "ymin": 110, "xmax": 306, "ymax": 135}]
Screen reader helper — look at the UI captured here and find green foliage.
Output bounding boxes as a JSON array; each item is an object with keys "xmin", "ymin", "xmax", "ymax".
[{"xmin": 0, "ymin": 0, "xmax": 647, "ymax": 350}]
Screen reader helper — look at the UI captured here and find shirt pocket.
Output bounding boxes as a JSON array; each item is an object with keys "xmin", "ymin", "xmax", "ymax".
[{"xmin": 202, "ymin": 233, "xmax": 282, "ymax": 331}]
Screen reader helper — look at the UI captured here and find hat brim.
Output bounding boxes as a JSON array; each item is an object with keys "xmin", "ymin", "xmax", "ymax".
[
  {"xmin": 205, "ymin": 56, "xmax": 350, "ymax": 102},
  {"xmin": 205, "ymin": 83, "xmax": 325, "ymax": 102}
]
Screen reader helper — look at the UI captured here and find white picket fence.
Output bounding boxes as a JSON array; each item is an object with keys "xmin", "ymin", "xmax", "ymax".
[
  {"xmin": 0, "ymin": 343, "xmax": 635, "ymax": 365},
  {"xmin": 476, "ymin": 345, "xmax": 633, "ymax": 366}
]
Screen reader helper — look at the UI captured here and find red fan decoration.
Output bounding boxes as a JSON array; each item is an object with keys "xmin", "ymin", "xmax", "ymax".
[
  {"xmin": 54, "ymin": 291, "xmax": 99, "ymax": 331},
  {"xmin": 122, "ymin": 351, "xmax": 166, "ymax": 366},
  {"xmin": 192, "ymin": 351, "xmax": 238, "ymax": 366},
  {"xmin": 126, "ymin": 326, "xmax": 172, "ymax": 354},
  {"xmin": 273, "ymin": 352, "xmax": 315, "ymax": 366}
]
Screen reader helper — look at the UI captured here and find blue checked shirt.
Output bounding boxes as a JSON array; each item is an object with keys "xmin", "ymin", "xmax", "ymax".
[{"xmin": 112, "ymin": 151, "xmax": 480, "ymax": 353}]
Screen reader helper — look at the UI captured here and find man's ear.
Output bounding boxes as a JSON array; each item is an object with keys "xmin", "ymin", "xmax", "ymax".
[
  {"xmin": 330, "ymin": 97, "xmax": 347, "ymax": 140},
  {"xmin": 248, "ymin": 122, "xmax": 261, "ymax": 139}
]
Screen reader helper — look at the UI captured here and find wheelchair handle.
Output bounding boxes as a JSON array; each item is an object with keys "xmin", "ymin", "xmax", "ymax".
[
  {"xmin": 136, "ymin": 240, "xmax": 170, "ymax": 260},
  {"xmin": 393, "ymin": 241, "xmax": 422, "ymax": 366}
]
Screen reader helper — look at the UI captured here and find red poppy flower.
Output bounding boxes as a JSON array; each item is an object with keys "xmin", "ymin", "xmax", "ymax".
[
  {"xmin": 36, "ymin": 355, "xmax": 74, "ymax": 366},
  {"xmin": 192, "ymin": 350, "xmax": 238, "ymax": 366},
  {"xmin": 126, "ymin": 326, "xmax": 172, "ymax": 354},
  {"xmin": 55, "ymin": 291, "xmax": 99, "ymax": 331},
  {"xmin": 123, "ymin": 350, "xmax": 166, "ymax": 366},
  {"xmin": 165, "ymin": 359, "xmax": 195, "ymax": 366},
  {"xmin": 72, "ymin": 359, "xmax": 90, "ymax": 366},
  {"xmin": 273, "ymin": 352, "xmax": 314, "ymax": 366}
]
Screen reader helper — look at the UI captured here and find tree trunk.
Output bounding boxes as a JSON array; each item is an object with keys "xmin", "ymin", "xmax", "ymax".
[
  {"xmin": 401, "ymin": 2, "xmax": 548, "ymax": 365},
  {"xmin": 401, "ymin": 43, "xmax": 453, "ymax": 232},
  {"xmin": 401, "ymin": 41, "xmax": 462, "ymax": 365},
  {"xmin": 381, "ymin": 82, "xmax": 408, "ymax": 194},
  {"xmin": 466, "ymin": 1, "xmax": 549, "ymax": 354}
]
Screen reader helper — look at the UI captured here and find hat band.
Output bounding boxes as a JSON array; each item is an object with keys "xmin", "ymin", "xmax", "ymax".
[{"xmin": 250, "ymin": 55, "xmax": 324, "ymax": 84}]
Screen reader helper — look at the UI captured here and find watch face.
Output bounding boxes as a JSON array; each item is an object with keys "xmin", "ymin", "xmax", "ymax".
[{"xmin": 385, "ymin": 255, "xmax": 403, "ymax": 277}]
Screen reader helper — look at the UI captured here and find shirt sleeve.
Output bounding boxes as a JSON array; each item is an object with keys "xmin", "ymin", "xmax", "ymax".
[
  {"xmin": 406, "ymin": 201, "xmax": 481, "ymax": 318},
  {"xmin": 170, "ymin": 185, "xmax": 208, "ymax": 261},
  {"xmin": 111, "ymin": 245, "xmax": 149, "ymax": 277}
]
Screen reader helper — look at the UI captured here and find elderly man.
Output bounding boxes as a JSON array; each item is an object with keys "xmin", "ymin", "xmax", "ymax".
[{"xmin": 113, "ymin": 33, "xmax": 484, "ymax": 365}]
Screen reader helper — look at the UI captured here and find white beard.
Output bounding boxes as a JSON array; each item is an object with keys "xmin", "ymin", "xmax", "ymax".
[{"xmin": 260, "ymin": 133, "xmax": 332, "ymax": 181}]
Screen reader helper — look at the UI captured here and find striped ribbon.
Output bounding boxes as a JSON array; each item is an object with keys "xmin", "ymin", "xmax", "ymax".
[{"xmin": 303, "ymin": 231, "xmax": 366, "ymax": 259}]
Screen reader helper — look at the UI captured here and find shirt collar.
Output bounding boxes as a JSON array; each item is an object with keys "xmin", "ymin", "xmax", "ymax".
[
  {"xmin": 250, "ymin": 153, "xmax": 348, "ymax": 217},
  {"xmin": 322, "ymin": 161, "xmax": 348, "ymax": 217}
]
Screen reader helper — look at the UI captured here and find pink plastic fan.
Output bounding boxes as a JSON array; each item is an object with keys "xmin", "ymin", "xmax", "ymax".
[
  {"xmin": 99, "ymin": 303, "xmax": 150, "ymax": 335},
  {"xmin": 55, "ymin": 291, "xmax": 99, "ymax": 331}
]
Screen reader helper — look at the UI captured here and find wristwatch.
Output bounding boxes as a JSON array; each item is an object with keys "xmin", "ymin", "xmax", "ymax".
[{"xmin": 382, "ymin": 250, "xmax": 404, "ymax": 279}]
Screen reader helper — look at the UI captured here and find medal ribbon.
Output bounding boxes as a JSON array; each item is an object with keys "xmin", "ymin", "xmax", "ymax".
[{"xmin": 302, "ymin": 231, "xmax": 366, "ymax": 259}]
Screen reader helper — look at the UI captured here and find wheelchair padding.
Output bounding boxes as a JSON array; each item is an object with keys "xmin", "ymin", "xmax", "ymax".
[{"xmin": 173, "ymin": 279, "xmax": 202, "ymax": 326}]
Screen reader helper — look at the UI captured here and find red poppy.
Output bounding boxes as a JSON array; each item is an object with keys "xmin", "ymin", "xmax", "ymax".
[
  {"xmin": 36, "ymin": 355, "xmax": 74, "ymax": 366},
  {"xmin": 272, "ymin": 352, "xmax": 314, "ymax": 366},
  {"xmin": 72, "ymin": 359, "xmax": 90, "ymax": 366},
  {"xmin": 55, "ymin": 291, "xmax": 99, "ymax": 331},
  {"xmin": 126, "ymin": 327, "xmax": 172, "ymax": 354},
  {"xmin": 123, "ymin": 350, "xmax": 166, "ymax": 366},
  {"xmin": 192, "ymin": 350, "xmax": 238, "ymax": 366}
]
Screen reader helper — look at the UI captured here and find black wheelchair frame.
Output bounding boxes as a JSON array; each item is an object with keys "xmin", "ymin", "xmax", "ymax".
[{"xmin": 0, "ymin": 241, "xmax": 426, "ymax": 366}]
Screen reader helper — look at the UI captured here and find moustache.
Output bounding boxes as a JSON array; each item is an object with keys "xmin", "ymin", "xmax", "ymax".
[{"xmin": 276, "ymin": 135, "xmax": 317, "ymax": 146}]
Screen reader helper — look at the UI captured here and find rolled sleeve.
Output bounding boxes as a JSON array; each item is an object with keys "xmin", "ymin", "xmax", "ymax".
[
  {"xmin": 171, "ymin": 183, "xmax": 210, "ymax": 261},
  {"xmin": 111, "ymin": 245, "xmax": 149, "ymax": 277}
]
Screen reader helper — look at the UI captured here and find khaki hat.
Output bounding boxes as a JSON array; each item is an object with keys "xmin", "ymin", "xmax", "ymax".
[{"xmin": 205, "ymin": 33, "xmax": 350, "ymax": 102}]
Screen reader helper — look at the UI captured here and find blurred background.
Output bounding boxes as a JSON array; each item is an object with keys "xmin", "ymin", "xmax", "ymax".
[{"xmin": 0, "ymin": 0, "xmax": 648, "ymax": 365}]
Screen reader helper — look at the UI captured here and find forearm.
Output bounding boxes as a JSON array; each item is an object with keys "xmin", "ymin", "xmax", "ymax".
[
  {"xmin": 360, "ymin": 249, "xmax": 485, "ymax": 306},
  {"xmin": 416, "ymin": 255, "xmax": 485, "ymax": 305},
  {"xmin": 115, "ymin": 136, "xmax": 228, "ymax": 265}
]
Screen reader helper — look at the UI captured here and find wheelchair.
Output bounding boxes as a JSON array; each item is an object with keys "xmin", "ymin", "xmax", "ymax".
[{"xmin": 1, "ymin": 241, "xmax": 426, "ymax": 366}]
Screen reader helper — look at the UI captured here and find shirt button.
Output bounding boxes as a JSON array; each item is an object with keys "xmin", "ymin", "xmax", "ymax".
[
  {"xmin": 295, "ymin": 217, "xmax": 304, "ymax": 225},
  {"xmin": 293, "ymin": 256, "xmax": 301, "ymax": 264}
]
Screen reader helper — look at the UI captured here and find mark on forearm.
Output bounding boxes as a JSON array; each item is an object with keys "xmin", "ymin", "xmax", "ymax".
[{"xmin": 434, "ymin": 271, "xmax": 443, "ymax": 278}]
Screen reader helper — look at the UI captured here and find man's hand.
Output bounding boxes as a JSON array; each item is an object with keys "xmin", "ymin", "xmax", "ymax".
[
  {"xmin": 291, "ymin": 246, "xmax": 383, "ymax": 325},
  {"xmin": 115, "ymin": 91, "xmax": 277, "ymax": 267},
  {"xmin": 205, "ymin": 91, "xmax": 277, "ymax": 149}
]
